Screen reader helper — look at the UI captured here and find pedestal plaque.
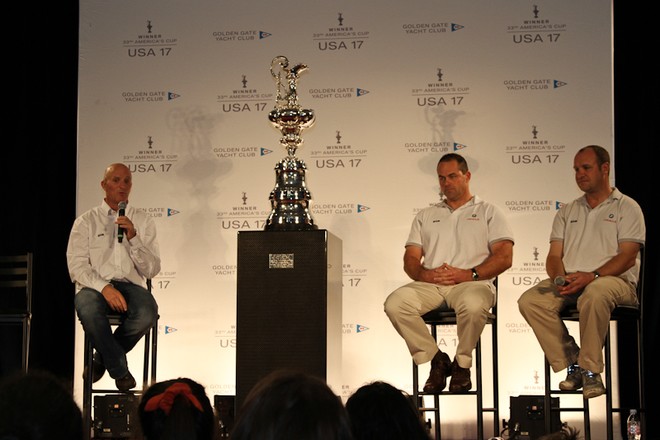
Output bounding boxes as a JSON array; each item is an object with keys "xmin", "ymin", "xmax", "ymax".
[{"xmin": 235, "ymin": 230, "xmax": 342, "ymax": 412}]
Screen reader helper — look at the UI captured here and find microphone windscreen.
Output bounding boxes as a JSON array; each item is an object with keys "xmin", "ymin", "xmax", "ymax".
[
  {"xmin": 554, "ymin": 276, "xmax": 566, "ymax": 286},
  {"xmin": 118, "ymin": 201, "xmax": 127, "ymax": 211}
]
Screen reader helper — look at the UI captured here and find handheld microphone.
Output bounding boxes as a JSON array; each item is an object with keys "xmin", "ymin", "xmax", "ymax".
[
  {"xmin": 117, "ymin": 201, "xmax": 127, "ymax": 243},
  {"xmin": 554, "ymin": 275, "xmax": 567, "ymax": 286}
]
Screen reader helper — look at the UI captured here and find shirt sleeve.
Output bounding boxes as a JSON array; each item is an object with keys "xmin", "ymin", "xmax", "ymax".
[
  {"xmin": 128, "ymin": 211, "xmax": 161, "ymax": 280},
  {"xmin": 66, "ymin": 213, "xmax": 112, "ymax": 293}
]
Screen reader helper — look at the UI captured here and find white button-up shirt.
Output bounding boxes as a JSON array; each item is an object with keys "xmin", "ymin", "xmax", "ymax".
[{"xmin": 66, "ymin": 200, "xmax": 161, "ymax": 293}]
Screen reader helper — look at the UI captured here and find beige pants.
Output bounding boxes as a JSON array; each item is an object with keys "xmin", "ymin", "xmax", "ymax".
[
  {"xmin": 384, "ymin": 280, "xmax": 495, "ymax": 368},
  {"xmin": 517, "ymin": 276, "xmax": 638, "ymax": 374}
]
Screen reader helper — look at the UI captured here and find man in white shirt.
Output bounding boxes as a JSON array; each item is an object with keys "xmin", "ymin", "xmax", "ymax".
[
  {"xmin": 67, "ymin": 163, "xmax": 160, "ymax": 391},
  {"xmin": 385, "ymin": 153, "xmax": 514, "ymax": 393},
  {"xmin": 518, "ymin": 145, "xmax": 645, "ymax": 399}
]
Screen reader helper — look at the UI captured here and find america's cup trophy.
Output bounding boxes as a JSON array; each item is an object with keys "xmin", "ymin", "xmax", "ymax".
[{"xmin": 264, "ymin": 55, "xmax": 318, "ymax": 231}]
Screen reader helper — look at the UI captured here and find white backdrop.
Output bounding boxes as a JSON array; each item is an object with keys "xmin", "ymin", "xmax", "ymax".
[{"xmin": 76, "ymin": 1, "xmax": 617, "ymax": 438}]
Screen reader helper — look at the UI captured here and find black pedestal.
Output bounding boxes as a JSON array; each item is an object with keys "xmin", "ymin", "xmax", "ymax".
[{"xmin": 235, "ymin": 230, "xmax": 342, "ymax": 412}]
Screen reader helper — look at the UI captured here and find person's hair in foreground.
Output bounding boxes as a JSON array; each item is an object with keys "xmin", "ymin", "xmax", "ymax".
[
  {"xmin": 345, "ymin": 380, "xmax": 431, "ymax": 440},
  {"xmin": 137, "ymin": 377, "xmax": 216, "ymax": 440},
  {"xmin": 0, "ymin": 369, "xmax": 83, "ymax": 440},
  {"xmin": 230, "ymin": 369, "xmax": 353, "ymax": 440}
]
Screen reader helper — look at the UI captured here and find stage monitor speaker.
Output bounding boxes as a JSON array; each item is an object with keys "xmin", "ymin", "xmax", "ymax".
[
  {"xmin": 509, "ymin": 395, "xmax": 562, "ymax": 440},
  {"xmin": 93, "ymin": 394, "xmax": 139, "ymax": 438},
  {"xmin": 214, "ymin": 395, "xmax": 235, "ymax": 438},
  {"xmin": 236, "ymin": 230, "xmax": 342, "ymax": 413}
]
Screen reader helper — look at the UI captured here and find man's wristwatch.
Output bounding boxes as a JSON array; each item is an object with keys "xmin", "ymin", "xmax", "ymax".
[
  {"xmin": 471, "ymin": 267, "xmax": 479, "ymax": 281},
  {"xmin": 592, "ymin": 271, "xmax": 600, "ymax": 279}
]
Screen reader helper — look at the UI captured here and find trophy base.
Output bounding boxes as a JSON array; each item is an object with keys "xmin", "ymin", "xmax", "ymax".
[{"xmin": 264, "ymin": 213, "xmax": 318, "ymax": 231}]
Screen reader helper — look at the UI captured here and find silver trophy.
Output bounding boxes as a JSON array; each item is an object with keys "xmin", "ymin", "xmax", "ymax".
[{"xmin": 264, "ymin": 56, "xmax": 318, "ymax": 231}]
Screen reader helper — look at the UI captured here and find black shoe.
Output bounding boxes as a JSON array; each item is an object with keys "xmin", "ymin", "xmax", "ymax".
[
  {"xmin": 115, "ymin": 371, "xmax": 136, "ymax": 392},
  {"xmin": 82, "ymin": 354, "xmax": 106, "ymax": 383},
  {"xmin": 423, "ymin": 351, "xmax": 452, "ymax": 393},
  {"xmin": 448, "ymin": 359, "xmax": 472, "ymax": 392}
]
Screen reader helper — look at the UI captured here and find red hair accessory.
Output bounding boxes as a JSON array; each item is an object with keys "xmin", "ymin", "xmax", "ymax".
[{"xmin": 144, "ymin": 382, "xmax": 204, "ymax": 415}]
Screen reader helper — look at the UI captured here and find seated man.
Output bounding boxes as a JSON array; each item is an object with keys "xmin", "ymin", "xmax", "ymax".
[
  {"xmin": 385, "ymin": 153, "xmax": 514, "ymax": 393},
  {"xmin": 67, "ymin": 163, "xmax": 160, "ymax": 391},
  {"xmin": 518, "ymin": 145, "xmax": 645, "ymax": 399}
]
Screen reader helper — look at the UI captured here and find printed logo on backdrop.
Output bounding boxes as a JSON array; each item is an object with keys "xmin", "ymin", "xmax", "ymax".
[
  {"xmin": 211, "ymin": 29, "xmax": 272, "ymax": 42},
  {"xmin": 402, "ymin": 20, "xmax": 464, "ymax": 35},
  {"xmin": 152, "ymin": 273, "xmax": 176, "ymax": 295},
  {"xmin": 209, "ymin": 383, "xmax": 235, "ymax": 396},
  {"xmin": 522, "ymin": 368, "xmax": 545, "ymax": 394},
  {"xmin": 215, "ymin": 326, "xmax": 236, "ymax": 349},
  {"xmin": 509, "ymin": 245, "xmax": 546, "ymax": 274},
  {"xmin": 312, "ymin": 203, "xmax": 370, "ymax": 216},
  {"xmin": 122, "ymin": 90, "xmax": 181, "ymax": 103},
  {"xmin": 213, "ymin": 145, "xmax": 269, "ymax": 159},
  {"xmin": 506, "ymin": 5, "xmax": 567, "ymax": 44},
  {"xmin": 403, "ymin": 141, "xmax": 465, "ymax": 154},
  {"xmin": 413, "ymin": 69, "xmax": 470, "ymax": 108},
  {"xmin": 504, "ymin": 125, "xmax": 566, "ymax": 165},
  {"xmin": 218, "ymin": 75, "xmax": 275, "ymax": 114},
  {"xmin": 122, "ymin": 136, "xmax": 179, "ymax": 173},
  {"xmin": 163, "ymin": 325, "xmax": 178, "ymax": 335},
  {"xmin": 343, "ymin": 263, "xmax": 368, "ymax": 288},
  {"xmin": 212, "ymin": 264, "xmax": 236, "ymax": 278},
  {"xmin": 123, "ymin": 20, "xmax": 178, "ymax": 58},
  {"xmin": 342, "ymin": 323, "xmax": 370, "ymax": 335},
  {"xmin": 139, "ymin": 207, "xmax": 180, "ymax": 218},
  {"xmin": 312, "ymin": 12, "xmax": 370, "ymax": 51},
  {"xmin": 412, "ymin": 202, "xmax": 441, "ymax": 216},
  {"xmin": 217, "ymin": 192, "xmax": 270, "ymax": 230},
  {"xmin": 503, "ymin": 78, "xmax": 567, "ymax": 92},
  {"xmin": 309, "ymin": 87, "xmax": 370, "ymax": 99},
  {"xmin": 310, "ymin": 131, "xmax": 368, "ymax": 170}
]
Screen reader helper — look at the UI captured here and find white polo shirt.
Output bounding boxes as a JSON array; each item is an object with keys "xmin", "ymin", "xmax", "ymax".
[
  {"xmin": 551, "ymin": 188, "xmax": 645, "ymax": 284},
  {"xmin": 406, "ymin": 196, "xmax": 514, "ymax": 278}
]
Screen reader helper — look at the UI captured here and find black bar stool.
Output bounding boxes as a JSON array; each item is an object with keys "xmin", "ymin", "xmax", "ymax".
[
  {"xmin": 81, "ymin": 280, "xmax": 158, "ymax": 440},
  {"xmin": 412, "ymin": 302, "xmax": 499, "ymax": 440},
  {"xmin": 544, "ymin": 251, "xmax": 645, "ymax": 439}
]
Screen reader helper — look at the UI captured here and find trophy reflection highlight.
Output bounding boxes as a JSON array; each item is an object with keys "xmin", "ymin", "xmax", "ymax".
[{"xmin": 264, "ymin": 55, "xmax": 318, "ymax": 231}]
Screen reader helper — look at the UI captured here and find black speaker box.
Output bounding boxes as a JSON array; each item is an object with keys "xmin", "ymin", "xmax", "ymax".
[
  {"xmin": 93, "ymin": 394, "xmax": 139, "ymax": 438},
  {"xmin": 509, "ymin": 395, "xmax": 562, "ymax": 440},
  {"xmin": 235, "ymin": 230, "xmax": 342, "ymax": 412},
  {"xmin": 214, "ymin": 395, "xmax": 235, "ymax": 438}
]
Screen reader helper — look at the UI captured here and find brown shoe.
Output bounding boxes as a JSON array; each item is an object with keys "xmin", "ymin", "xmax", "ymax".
[
  {"xmin": 449, "ymin": 359, "xmax": 472, "ymax": 392},
  {"xmin": 423, "ymin": 351, "xmax": 452, "ymax": 393}
]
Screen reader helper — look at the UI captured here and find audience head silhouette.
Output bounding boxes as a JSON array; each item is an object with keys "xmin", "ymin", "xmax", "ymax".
[
  {"xmin": 0, "ymin": 370, "xmax": 83, "ymax": 440},
  {"xmin": 346, "ymin": 380, "xmax": 430, "ymax": 440},
  {"xmin": 138, "ymin": 377, "xmax": 216, "ymax": 440},
  {"xmin": 230, "ymin": 369, "xmax": 353, "ymax": 440}
]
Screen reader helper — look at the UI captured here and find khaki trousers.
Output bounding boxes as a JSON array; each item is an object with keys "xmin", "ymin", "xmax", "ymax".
[
  {"xmin": 517, "ymin": 276, "xmax": 637, "ymax": 374},
  {"xmin": 384, "ymin": 280, "xmax": 495, "ymax": 368}
]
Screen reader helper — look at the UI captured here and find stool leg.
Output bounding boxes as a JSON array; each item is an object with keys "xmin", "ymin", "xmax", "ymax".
[
  {"xmin": 476, "ymin": 338, "xmax": 483, "ymax": 440},
  {"xmin": 604, "ymin": 329, "xmax": 613, "ymax": 440},
  {"xmin": 82, "ymin": 334, "xmax": 93, "ymax": 440},
  {"xmin": 544, "ymin": 357, "xmax": 552, "ymax": 435}
]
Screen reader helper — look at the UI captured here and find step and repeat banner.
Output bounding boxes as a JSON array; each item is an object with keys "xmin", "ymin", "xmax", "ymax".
[{"xmin": 77, "ymin": 0, "xmax": 615, "ymax": 437}]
